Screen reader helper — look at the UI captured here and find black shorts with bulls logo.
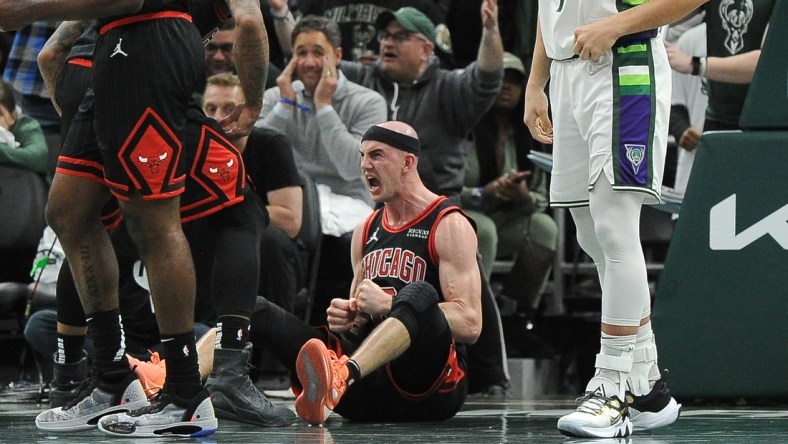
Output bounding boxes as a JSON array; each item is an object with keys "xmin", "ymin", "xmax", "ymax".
[
  {"xmin": 59, "ymin": 96, "xmax": 250, "ymax": 223},
  {"xmin": 180, "ymin": 108, "xmax": 249, "ymax": 222},
  {"xmin": 92, "ymin": 12, "xmax": 204, "ymax": 201}
]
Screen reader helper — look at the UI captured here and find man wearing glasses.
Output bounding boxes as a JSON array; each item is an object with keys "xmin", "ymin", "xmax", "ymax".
[{"xmin": 204, "ymin": 21, "xmax": 281, "ymax": 90}]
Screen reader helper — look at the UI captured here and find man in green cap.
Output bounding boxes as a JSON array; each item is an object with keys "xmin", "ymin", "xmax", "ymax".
[{"xmin": 340, "ymin": 0, "xmax": 503, "ymax": 281}]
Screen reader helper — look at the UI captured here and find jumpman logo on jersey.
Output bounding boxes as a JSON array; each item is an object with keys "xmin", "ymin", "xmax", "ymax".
[
  {"xmin": 111, "ymin": 38, "xmax": 128, "ymax": 58},
  {"xmin": 366, "ymin": 227, "xmax": 380, "ymax": 245}
]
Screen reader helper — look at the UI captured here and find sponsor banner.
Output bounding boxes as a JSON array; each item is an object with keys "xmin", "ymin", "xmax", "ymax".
[{"xmin": 654, "ymin": 131, "xmax": 788, "ymax": 398}]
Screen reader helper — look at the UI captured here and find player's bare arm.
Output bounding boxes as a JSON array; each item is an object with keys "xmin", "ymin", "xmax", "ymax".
[
  {"xmin": 38, "ymin": 20, "xmax": 88, "ymax": 116},
  {"xmin": 220, "ymin": 0, "xmax": 268, "ymax": 136},
  {"xmin": 327, "ymin": 222, "xmax": 366, "ymax": 336},
  {"xmin": 524, "ymin": 17, "xmax": 553, "ymax": 144},
  {"xmin": 572, "ymin": 0, "xmax": 709, "ymax": 61},
  {"xmin": 435, "ymin": 212, "xmax": 482, "ymax": 344}
]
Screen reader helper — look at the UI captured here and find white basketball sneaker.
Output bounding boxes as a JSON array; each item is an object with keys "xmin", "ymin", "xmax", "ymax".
[{"xmin": 558, "ymin": 377, "xmax": 632, "ymax": 438}]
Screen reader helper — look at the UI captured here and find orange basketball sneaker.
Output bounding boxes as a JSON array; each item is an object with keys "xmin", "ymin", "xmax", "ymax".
[{"xmin": 295, "ymin": 338, "xmax": 349, "ymax": 425}]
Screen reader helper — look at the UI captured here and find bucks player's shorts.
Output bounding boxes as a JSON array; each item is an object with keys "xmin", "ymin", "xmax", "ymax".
[
  {"xmin": 549, "ymin": 37, "xmax": 671, "ymax": 207},
  {"xmin": 93, "ymin": 12, "xmax": 204, "ymax": 201}
]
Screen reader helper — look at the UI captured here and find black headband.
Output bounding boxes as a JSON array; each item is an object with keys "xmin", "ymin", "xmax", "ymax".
[{"xmin": 361, "ymin": 125, "xmax": 421, "ymax": 155}]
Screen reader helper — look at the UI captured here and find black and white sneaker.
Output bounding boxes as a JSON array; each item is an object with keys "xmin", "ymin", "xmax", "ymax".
[
  {"xmin": 98, "ymin": 388, "xmax": 217, "ymax": 437},
  {"xmin": 627, "ymin": 379, "xmax": 681, "ymax": 431},
  {"xmin": 36, "ymin": 369, "xmax": 148, "ymax": 431}
]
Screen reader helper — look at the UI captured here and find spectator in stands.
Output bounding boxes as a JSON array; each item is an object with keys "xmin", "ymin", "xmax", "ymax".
[
  {"xmin": 666, "ymin": 0, "xmax": 774, "ymax": 131},
  {"xmin": 666, "ymin": 20, "xmax": 707, "ymax": 200},
  {"xmin": 0, "ymin": 78, "xmax": 50, "ymax": 284},
  {"xmin": 256, "ymin": 15, "xmax": 386, "ymax": 322},
  {"xmin": 460, "ymin": 52, "xmax": 557, "ymax": 317},
  {"xmin": 204, "ymin": 21, "xmax": 281, "ymax": 90},
  {"xmin": 2, "ymin": 22, "xmax": 61, "ymax": 175},
  {"xmin": 0, "ymin": 79, "xmax": 49, "ymax": 178}
]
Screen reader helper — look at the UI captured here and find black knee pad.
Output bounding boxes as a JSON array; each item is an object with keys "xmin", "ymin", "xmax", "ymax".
[{"xmin": 390, "ymin": 281, "xmax": 440, "ymax": 340}]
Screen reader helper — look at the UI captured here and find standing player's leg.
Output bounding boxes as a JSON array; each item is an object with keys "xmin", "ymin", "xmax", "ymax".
[
  {"xmin": 37, "ymin": 174, "xmax": 148, "ymax": 431},
  {"xmin": 559, "ymin": 35, "xmax": 677, "ymax": 437},
  {"xmin": 553, "ymin": 51, "xmax": 637, "ymax": 438},
  {"xmin": 201, "ymin": 196, "xmax": 296, "ymax": 427},
  {"xmin": 558, "ymin": 180, "xmax": 644, "ymax": 439},
  {"xmin": 92, "ymin": 15, "xmax": 215, "ymax": 437}
]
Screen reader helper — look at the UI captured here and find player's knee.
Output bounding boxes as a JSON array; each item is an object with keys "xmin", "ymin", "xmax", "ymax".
[
  {"xmin": 45, "ymin": 193, "xmax": 96, "ymax": 237},
  {"xmin": 393, "ymin": 281, "xmax": 439, "ymax": 313},
  {"xmin": 390, "ymin": 281, "xmax": 440, "ymax": 339}
]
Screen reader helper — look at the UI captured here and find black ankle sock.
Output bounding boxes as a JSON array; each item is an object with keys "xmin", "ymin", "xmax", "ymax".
[
  {"xmin": 85, "ymin": 309, "xmax": 128, "ymax": 373},
  {"xmin": 161, "ymin": 331, "xmax": 202, "ymax": 399},
  {"xmin": 56, "ymin": 333, "xmax": 86, "ymax": 364},
  {"xmin": 346, "ymin": 359, "xmax": 361, "ymax": 386},
  {"xmin": 216, "ymin": 316, "xmax": 249, "ymax": 350}
]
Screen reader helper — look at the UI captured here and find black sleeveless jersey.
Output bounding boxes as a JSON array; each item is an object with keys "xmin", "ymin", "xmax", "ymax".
[{"xmin": 360, "ymin": 196, "xmax": 469, "ymax": 302}]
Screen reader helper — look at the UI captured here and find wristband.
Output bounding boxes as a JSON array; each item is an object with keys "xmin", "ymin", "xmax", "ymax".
[
  {"xmin": 691, "ymin": 56, "xmax": 701, "ymax": 76},
  {"xmin": 269, "ymin": 7, "xmax": 290, "ymax": 20},
  {"xmin": 469, "ymin": 186, "xmax": 484, "ymax": 209},
  {"xmin": 279, "ymin": 97, "xmax": 311, "ymax": 112},
  {"xmin": 699, "ymin": 56, "xmax": 708, "ymax": 78}
]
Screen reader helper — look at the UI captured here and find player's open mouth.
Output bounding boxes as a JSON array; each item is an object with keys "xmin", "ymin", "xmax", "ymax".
[{"xmin": 366, "ymin": 175, "xmax": 380, "ymax": 191}]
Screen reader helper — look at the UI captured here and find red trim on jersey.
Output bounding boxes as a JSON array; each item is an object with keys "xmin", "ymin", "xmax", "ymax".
[
  {"xmin": 54, "ymin": 167, "xmax": 106, "ymax": 185},
  {"xmin": 381, "ymin": 196, "xmax": 448, "ymax": 233},
  {"xmin": 57, "ymin": 155, "xmax": 104, "ymax": 172},
  {"xmin": 55, "ymin": 156, "xmax": 106, "ymax": 184},
  {"xmin": 100, "ymin": 11, "xmax": 193, "ymax": 35},
  {"xmin": 180, "ymin": 196, "xmax": 244, "ymax": 223},
  {"xmin": 361, "ymin": 208, "xmax": 383, "ymax": 258},
  {"xmin": 100, "ymin": 206, "xmax": 123, "ymax": 231},
  {"xmin": 375, "ymin": 196, "xmax": 465, "ymax": 266},
  {"xmin": 105, "ymin": 177, "xmax": 130, "ymax": 201},
  {"xmin": 67, "ymin": 58, "xmax": 93, "ymax": 68},
  {"xmin": 426, "ymin": 205, "xmax": 466, "ymax": 266}
]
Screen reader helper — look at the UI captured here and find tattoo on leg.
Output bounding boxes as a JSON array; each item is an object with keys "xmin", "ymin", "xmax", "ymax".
[{"xmin": 80, "ymin": 246, "xmax": 100, "ymax": 307}]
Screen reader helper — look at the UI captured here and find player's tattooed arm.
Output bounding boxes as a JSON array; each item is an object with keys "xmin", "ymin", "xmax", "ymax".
[
  {"xmin": 220, "ymin": 0, "xmax": 268, "ymax": 136},
  {"xmin": 38, "ymin": 20, "xmax": 88, "ymax": 116}
]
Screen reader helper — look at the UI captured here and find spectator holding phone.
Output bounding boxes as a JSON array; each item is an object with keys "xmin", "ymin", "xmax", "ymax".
[{"xmin": 460, "ymin": 52, "xmax": 557, "ymax": 317}]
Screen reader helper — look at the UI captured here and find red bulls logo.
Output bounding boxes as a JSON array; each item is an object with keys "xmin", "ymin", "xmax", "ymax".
[
  {"xmin": 208, "ymin": 158, "xmax": 234, "ymax": 183},
  {"xmin": 138, "ymin": 150, "xmax": 168, "ymax": 174}
]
